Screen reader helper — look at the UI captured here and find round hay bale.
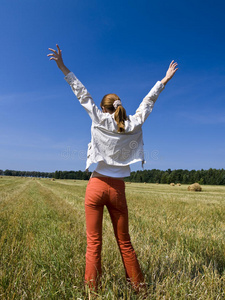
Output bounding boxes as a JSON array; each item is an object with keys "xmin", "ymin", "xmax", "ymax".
[
  {"xmin": 170, "ymin": 183, "xmax": 175, "ymax": 186},
  {"xmin": 188, "ymin": 183, "xmax": 202, "ymax": 192},
  {"xmin": 176, "ymin": 183, "xmax": 181, "ymax": 186},
  {"xmin": 51, "ymin": 178, "xmax": 55, "ymax": 181}
]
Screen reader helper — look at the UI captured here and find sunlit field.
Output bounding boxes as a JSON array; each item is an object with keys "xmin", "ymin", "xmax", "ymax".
[{"xmin": 0, "ymin": 176, "xmax": 224, "ymax": 299}]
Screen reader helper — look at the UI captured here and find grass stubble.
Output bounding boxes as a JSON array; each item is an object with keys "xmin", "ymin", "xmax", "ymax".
[{"xmin": 0, "ymin": 177, "xmax": 224, "ymax": 299}]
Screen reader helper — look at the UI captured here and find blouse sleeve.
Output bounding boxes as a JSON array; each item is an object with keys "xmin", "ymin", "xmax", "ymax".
[
  {"xmin": 133, "ymin": 81, "xmax": 165, "ymax": 124},
  {"xmin": 64, "ymin": 72, "xmax": 102, "ymax": 123}
]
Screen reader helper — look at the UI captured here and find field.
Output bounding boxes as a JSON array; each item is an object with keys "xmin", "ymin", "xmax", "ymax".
[{"xmin": 0, "ymin": 176, "xmax": 224, "ymax": 299}]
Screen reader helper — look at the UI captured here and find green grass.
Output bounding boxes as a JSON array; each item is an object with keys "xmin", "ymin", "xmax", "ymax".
[{"xmin": 0, "ymin": 177, "xmax": 224, "ymax": 299}]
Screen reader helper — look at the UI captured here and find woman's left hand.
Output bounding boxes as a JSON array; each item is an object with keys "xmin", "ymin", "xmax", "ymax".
[
  {"xmin": 47, "ymin": 44, "xmax": 64, "ymax": 69},
  {"xmin": 47, "ymin": 44, "xmax": 70, "ymax": 75}
]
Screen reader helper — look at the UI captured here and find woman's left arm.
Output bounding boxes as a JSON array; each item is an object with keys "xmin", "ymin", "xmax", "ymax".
[
  {"xmin": 48, "ymin": 45, "xmax": 102, "ymax": 123},
  {"xmin": 64, "ymin": 72, "xmax": 102, "ymax": 123}
]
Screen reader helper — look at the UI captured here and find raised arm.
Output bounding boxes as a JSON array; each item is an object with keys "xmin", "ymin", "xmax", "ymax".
[
  {"xmin": 47, "ymin": 45, "xmax": 103, "ymax": 123},
  {"xmin": 133, "ymin": 60, "xmax": 178, "ymax": 124},
  {"xmin": 47, "ymin": 44, "xmax": 71, "ymax": 76}
]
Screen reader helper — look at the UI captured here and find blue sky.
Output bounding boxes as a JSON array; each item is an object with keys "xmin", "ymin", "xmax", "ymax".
[{"xmin": 0, "ymin": 0, "xmax": 224, "ymax": 173}]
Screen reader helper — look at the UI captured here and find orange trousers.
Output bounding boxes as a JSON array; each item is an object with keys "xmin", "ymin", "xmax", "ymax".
[{"xmin": 84, "ymin": 176, "xmax": 144, "ymax": 290}]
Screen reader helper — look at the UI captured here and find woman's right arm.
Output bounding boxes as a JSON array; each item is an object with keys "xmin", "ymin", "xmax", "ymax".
[
  {"xmin": 47, "ymin": 45, "xmax": 102, "ymax": 123},
  {"xmin": 133, "ymin": 60, "xmax": 178, "ymax": 124}
]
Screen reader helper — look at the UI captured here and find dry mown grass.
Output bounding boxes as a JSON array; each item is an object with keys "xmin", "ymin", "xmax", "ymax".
[{"xmin": 0, "ymin": 176, "xmax": 224, "ymax": 299}]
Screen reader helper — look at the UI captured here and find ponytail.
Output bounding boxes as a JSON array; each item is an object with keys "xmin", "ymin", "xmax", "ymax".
[
  {"xmin": 114, "ymin": 105, "xmax": 128, "ymax": 133},
  {"xmin": 100, "ymin": 93, "xmax": 128, "ymax": 133}
]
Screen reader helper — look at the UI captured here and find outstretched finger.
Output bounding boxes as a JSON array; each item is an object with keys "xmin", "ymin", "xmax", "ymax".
[
  {"xmin": 48, "ymin": 48, "xmax": 57, "ymax": 54},
  {"xmin": 47, "ymin": 53, "xmax": 56, "ymax": 57},
  {"xmin": 172, "ymin": 62, "xmax": 178, "ymax": 69},
  {"xmin": 56, "ymin": 44, "xmax": 61, "ymax": 53},
  {"xmin": 170, "ymin": 60, "xmax": 174, "ymax": 67}
]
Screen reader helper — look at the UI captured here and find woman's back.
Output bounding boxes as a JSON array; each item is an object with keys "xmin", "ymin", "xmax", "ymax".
[{"xmin": 64, "ymin": 71, "xmax": 165, "ymax": 170}]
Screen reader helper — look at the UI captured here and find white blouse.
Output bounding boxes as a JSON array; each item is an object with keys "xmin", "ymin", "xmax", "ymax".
[
  {"xmin": 64, "ymin": 72, "xmax": 165, "ymax": 173},
  {"xmin": 95, "ymin": 161, "xmax": 131, "ymax": 178}
]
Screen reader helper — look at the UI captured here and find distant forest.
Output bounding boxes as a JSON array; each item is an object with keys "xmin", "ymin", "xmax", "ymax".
[{"xmin": 1, "ymin": 168, "xmax": 225, "ymax": 185}]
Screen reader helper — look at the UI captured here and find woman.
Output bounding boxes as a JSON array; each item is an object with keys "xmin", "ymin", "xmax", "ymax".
[{"xmin": 47, "ymin": 45, "xmax": 178, "ymax": 292}]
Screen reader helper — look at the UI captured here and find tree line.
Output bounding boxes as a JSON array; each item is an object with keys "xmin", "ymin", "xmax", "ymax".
[
  {"xmin": 128, "ymin": 168, "xmax": 225, "ymax": 185},
  {"xmin": 1, "ymin": 168, "xmax": 225, "ymax": 185},
  {"xmin": 0, "ymin": 169, "xmax": 91, "ymax": 180}
]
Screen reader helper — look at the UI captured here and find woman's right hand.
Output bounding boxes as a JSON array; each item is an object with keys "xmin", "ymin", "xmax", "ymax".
[
  {"xmin": 161, "ymin": 60, "xmax": 178, "ymax": 86},
  {"xmin": 165, "ymin": 60, "xmax": 178, "ymax": 80}
]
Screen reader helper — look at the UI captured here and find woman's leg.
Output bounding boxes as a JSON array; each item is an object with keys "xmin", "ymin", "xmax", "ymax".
[
  {"xmin": 84, "ymin": 179, "xmax": 106, "ymax": 289},
  {"xmin": 107, "ymin": 180, "xmax": 145, "ymax": 290}
]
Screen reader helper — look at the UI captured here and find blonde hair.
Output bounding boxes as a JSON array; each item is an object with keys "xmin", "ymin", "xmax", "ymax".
[{"xmin": 100, "ymin": 93, "xmax": 128, "ymax": 133}]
